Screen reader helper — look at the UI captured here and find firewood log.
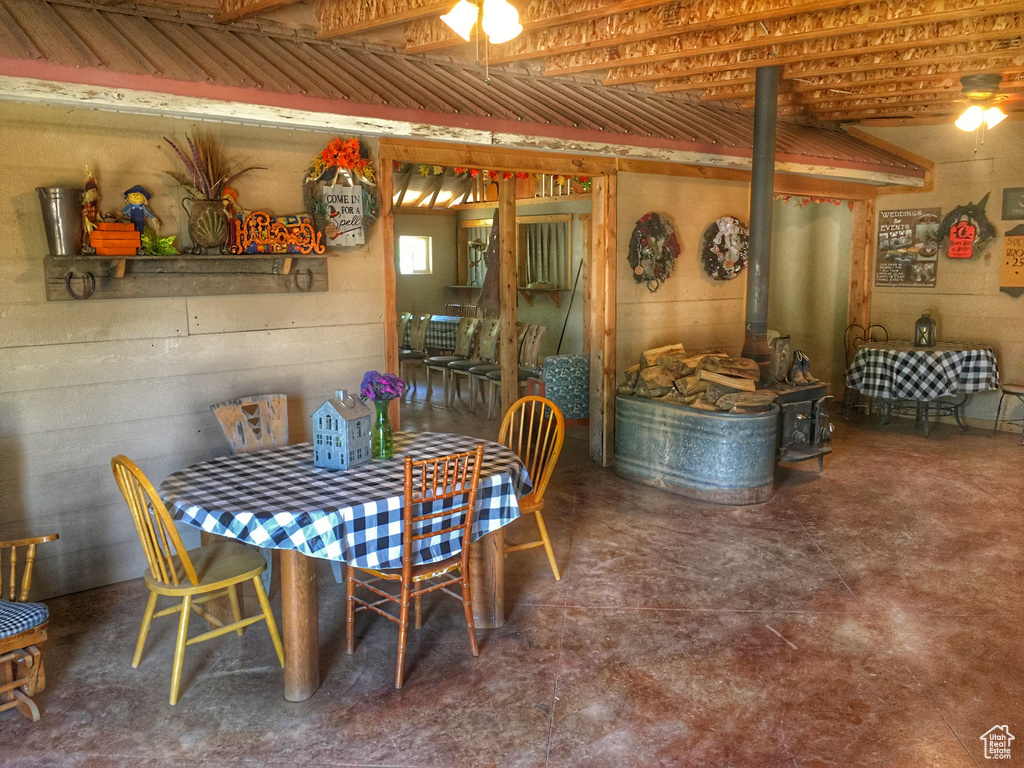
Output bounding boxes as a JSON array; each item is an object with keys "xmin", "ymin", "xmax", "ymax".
[
  {"xmin": 617, "ymin": 383, "xmax": 635, "ymax": 396},
  {"xmin": 638, "ymin": 365, "xmax": 676, "ymax": 391},
  {"xmin": 673, "ymin": 375, "xmax": 707, "ymax": 396},
  {"xmin": 689, "ymin": 396, "xmax": 723, "ymax": 412},
  {"xmin": 624, "ymin": 364, "xmax": 641, "ymax": 388},
  {"xmin": 697, "ymin": 370, "xmax": 757, "ymax": 392},
  {"xmin": 640, "ymin": 343, "xmax": 686, "ymax": 368},
  {"xmin": 729, "ymin": 405, "xmax": 772, "ymax": 414},
  {"xmin": 699, "ymin": 356, "xmax": 761, "ymax": 380}
]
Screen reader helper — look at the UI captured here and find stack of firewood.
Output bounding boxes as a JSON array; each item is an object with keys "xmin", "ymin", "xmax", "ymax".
[{"xmin": 617, "ymin": 344, "xmax": 778, "ymax": 413}]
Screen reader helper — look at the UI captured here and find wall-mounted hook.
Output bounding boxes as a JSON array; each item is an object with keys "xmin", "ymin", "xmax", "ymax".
[{"xmin": 64, "ymin": 271, "xmax": 96, "ymax": 300}]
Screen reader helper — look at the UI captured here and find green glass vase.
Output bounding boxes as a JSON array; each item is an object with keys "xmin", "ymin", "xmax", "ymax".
[{"xmin": 372, "ymin": 399, "xmax": 394, "ymax": 460}]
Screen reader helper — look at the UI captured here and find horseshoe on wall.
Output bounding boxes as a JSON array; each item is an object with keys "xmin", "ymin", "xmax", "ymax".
[
  {"xmin": 64, "ymin": 271, "xmax": 97, "ymax": 300},
  {"xmin": 293, "ymin": 268, "xmax": 314, "ymax": 292}
]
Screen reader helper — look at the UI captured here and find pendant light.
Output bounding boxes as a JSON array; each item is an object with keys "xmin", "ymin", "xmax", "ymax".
[{"xmin": 440, "ymin": 0, "xmax": 523, "ymax": 45}]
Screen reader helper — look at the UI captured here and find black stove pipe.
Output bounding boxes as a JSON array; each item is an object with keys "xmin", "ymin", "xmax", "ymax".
[{"xmin": 742, "ymin": 65, "xmax": 781, "ymax": 382}]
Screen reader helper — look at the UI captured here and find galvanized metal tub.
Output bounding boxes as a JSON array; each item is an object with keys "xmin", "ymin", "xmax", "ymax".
[{"xmin": 614, "ymin": 395, "xmax": 778, "ymax": 505}]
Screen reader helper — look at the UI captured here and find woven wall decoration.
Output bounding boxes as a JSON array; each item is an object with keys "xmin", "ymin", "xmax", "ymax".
[
  {"xmin": 627, "ymin": 212, "xmax": 680, "ymax": 292},
  {"xmin": 701, "ymin": 216, "xmax": 749, "ymax": 280}
]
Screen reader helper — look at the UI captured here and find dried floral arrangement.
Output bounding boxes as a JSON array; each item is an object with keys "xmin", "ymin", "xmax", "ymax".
[{"xmin": 164, "ymin": 133, "xmax": 263, "ymax": 201}]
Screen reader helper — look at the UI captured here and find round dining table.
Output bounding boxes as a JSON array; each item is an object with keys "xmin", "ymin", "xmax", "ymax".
[
  {"xmin": 845, "ymin": 340, "xmax": 1000, "ymax": 435},
  {"xmin": 159, "ymin": 431, "xmax": 532, "ymax": 701}
]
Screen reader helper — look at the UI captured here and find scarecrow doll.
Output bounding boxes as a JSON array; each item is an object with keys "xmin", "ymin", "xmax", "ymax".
[{"xmin": 122, "ymin": 185, "xmax": 159, "ymax": 234}]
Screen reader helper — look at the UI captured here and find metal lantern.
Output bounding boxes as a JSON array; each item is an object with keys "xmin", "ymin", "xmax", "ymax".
[{"xmin": 914, "ymin": 310, "xmax": 936, "ymax": 347}]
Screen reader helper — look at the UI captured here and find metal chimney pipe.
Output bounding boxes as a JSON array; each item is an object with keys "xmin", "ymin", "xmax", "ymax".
[{"xmin": 742, "ymin": 65, "xmax": 781, "ymax": 381}]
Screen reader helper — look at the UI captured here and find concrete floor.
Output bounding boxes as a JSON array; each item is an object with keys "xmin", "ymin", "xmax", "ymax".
[{"xmin": 1, "ymin": 392, "xmax": 1022, "ymax": 767}]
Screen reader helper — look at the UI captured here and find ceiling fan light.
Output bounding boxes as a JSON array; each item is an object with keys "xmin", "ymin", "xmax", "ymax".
[
  {"xmin": 955, "ymin": 105, "xmax": 985, "ymax": 131},
  {"xmin": 441, "ymin": 0, "xmax": 478, "ymax": 41},
  {"xmin": 482, "ymin": 0, "xmax": 522, "ymax": 44},
  {"xmin": 985, "ymin": 106, "xmax": 1007, "ymax": 129}
]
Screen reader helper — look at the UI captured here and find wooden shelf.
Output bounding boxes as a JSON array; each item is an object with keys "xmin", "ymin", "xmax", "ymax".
[{"xmin": 45, "ymin": 253, "xmax": 327, "ymax": 301}]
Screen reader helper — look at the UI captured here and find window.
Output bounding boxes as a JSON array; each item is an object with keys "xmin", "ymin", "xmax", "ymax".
[{"xmin": 399, "ymin": 235, "xmax": 432, "ymax": 274}]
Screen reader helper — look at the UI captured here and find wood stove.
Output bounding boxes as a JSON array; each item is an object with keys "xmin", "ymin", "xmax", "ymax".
[{"xmin": 771, "ymin": 382, "xmax": 832, "ymax": 471}]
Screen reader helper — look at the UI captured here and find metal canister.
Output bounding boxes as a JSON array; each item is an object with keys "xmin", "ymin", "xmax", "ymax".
[{"xmin": 36, "ymin": 186, "xmax": 83, "ymax": 256}]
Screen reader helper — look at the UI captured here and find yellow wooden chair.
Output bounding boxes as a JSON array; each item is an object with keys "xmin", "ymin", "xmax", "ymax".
[
  {"xmin": 498, "ymin": 396, "xmax": 565, "ymax": 580},
  {"xmin": 0, "ymin": 533, "xmax": 58, "ymax": 721},
  {"xmin": 346, "ymin": 444, "xmax": 484, "ymax": 688},
  {"xmin": 110, "ymin": 456, "xmax": 284, "ymax": 705}
]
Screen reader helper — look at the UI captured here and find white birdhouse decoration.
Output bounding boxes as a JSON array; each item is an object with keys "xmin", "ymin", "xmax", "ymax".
[{"xmin": 312, "ymin": 390, "xmax": 372, "ymax": 470}]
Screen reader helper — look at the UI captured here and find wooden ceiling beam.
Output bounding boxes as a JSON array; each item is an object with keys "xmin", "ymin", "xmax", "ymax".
[
  {"xmin": 775, "ymin": 90, "xmax": 1024, "ymax": 115},
  {"xmin": 218, "ymin": 0, "xmax": 295, "ymax": 22},
  {"xmin": 815, "ymin": 102, "xmax": 1024, "ymax": 119},
  {"xmin": 406, "ymin": 0, "xmax": 852, "ymax": 66},
  {"xmin": 402, "ymin": 0, "xmax": 672, "ymax": 55},
  {"xmin": 650, "ymin": 38, "xmax": 1024, "ymax": 93},
  {"xmin": 548, "ymin": 1, "xmax": 1024, "ymax": 78},
  {"xmin": 699, "ymin": 61, "xmax": 1024, "ymax": 100},
  {"xmin": 314, "ymin": 0, "xmax": 451, "ymax": 39}
]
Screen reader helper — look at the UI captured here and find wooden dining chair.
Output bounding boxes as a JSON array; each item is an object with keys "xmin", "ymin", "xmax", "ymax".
[
  {"xmin": 486, "ymin": 324, "xmax": 548, "ymax": 419},
  {"xmin": 210, "ymin": 394, "xmax": 289, "ymax": 593},
  {"xmin": 424, "ymin": 317, "xmax": 480, "ymax": 405},
  {"xmin": 400, "ymin": 314, "xmax": 433, "ymax": 398},
  {"xmin": 498, "ymin": 396, "xmax": 565, "ymax": 580},
  {"xmin": 110, "ymin": 456, "xmax": 284, "ymax": 705},
  {"xmin": 448, "ymin": 318, "xmax": 501, "ymax": 411},
  {"xmin": 0, "ymin": 533, "xmax": 58, "ymax": 721},
  {"xmin": 469, "ymin": 321, "xmax": 529, "ymax": 416},
  {"xmin": 397, "ymin": 312, "xmax": 413, "ymax": 349},
  {"xmin": 346, "ymin": 444, "xmax": 484, "ymax": 688}
]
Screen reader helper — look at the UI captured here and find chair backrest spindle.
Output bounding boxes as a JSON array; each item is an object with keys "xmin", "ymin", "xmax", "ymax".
[
  {"xmin": 499, "ymin": 396, "xmax": 564, "ymax": 505},
  {"xmin": 111, "ymin": 456, "xmax": 198, "ymax": 587}
]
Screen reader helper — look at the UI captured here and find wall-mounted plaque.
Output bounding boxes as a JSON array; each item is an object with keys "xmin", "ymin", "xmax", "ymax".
[{"xmin": 874, "ymin": 207, "xmax": 941, "ymax": 288}]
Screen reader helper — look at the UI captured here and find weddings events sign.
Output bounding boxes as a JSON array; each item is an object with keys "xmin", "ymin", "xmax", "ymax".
[
  {"xmin": 1002, "ymin": 224, "xmax": 1024, "ymax": 298},
  {"xmin": 874, "ymin": 207, "xmax": 941, "ymax": 288},
  {"xmin": 323, "ymin": 185, "xmax": 365, "ymax": 247}
]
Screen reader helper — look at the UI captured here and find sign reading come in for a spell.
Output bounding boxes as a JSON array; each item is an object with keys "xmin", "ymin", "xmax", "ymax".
[
  {"xmin": 1002, "ymin": 224, "xmax": 1024, "ymax": 298},
  {"xmin": 323, "ymin": 184, "xmax": 365, "ymax": 247}
]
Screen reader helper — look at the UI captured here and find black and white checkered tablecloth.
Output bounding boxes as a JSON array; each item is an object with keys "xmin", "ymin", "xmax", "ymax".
[
  {"xmin": 159, "ymin": 432, "xmax": 531, "ymax": 571},
  {"xmin": 402, "ymin": 316, "xmax": 459, "ymax": 351},
  {"xmin": 845, "ymin": 341, "xmax": 1000, "ymax": 401}
]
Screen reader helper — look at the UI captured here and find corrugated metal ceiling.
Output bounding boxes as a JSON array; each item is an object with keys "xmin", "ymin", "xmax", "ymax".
[{"xmin": 0, "ymin": 0, "xmax": 927, "ymax": 178}]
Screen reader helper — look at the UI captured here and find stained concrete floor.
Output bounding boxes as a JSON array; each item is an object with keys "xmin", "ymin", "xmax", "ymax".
[{"xmin": 2, "ymin": 393, "xmax": 1022, "ymax": 767}]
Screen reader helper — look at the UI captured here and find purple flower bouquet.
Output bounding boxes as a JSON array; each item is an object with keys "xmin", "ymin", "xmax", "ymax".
[
  {"xmin": 360, "ymin": 370, "xmax": 406, "ymax": 401},
  {"xmin": 360, "ymin": 371, "xmax": 405, "ymax": 460}
]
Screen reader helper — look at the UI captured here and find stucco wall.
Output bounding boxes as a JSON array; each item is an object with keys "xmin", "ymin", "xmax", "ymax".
[
  {"xmin": 862, "ymin": 122, "xmax": 1024, "ymax": 423},
  {"xmin": 394, "ymin": 212, "xmax": 458, "ymax": 317},
  {"xmin": 0, "ymin": 102, "xmax": 385, "ymax": 598},
  {"xmin": 615, "ymin": 172, "xmax": 750, "ymax": 375},
  {"xmin": 768, "ymin": 200, "xmax": 853, "ymax": 388}
]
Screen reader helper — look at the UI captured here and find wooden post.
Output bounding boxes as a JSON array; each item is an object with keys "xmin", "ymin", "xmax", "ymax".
[
  {"xmin": 468, "ymin": 528, "xmax": 505, "ymax": 628},
  {"xmin": 498, "ymin": 177, "xmax": 518, "ymax": 419},
  {"xmin": 580, "ymin": 213, "xmax": 591, "ymax": 355},
  {"xmin": 848, "ymin": 199, "xmax": 875, "ymax": 330},
  {"xmin": 380, "ymin": 147, "xmax": 400, "ymax": 430},
  {"xmin": 589, "ymin": 175, "xmax": 616, "ymax": 465},
  {"xmin": 280, "ymin": 550, "xmax": 319, "ymax": 702}
]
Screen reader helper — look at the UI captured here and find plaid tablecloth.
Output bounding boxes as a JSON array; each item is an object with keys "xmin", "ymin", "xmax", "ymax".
[
  {"xmin": 845, "ymin": 341, "xmax": 1000, "ymax": 401},
  {"xmin": 159, "ymin": 432, "xmax": 531, "ymax": 571},
  {"xmin": 402, "ymin": 316, "xmax": 459, "ymax": 351}
]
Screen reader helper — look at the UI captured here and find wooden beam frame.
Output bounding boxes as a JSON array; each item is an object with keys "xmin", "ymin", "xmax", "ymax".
[
  {"xmin": 498, "ymin": 177, "xmax": 519, "ymax": 420},
  {"xmin": 589, "ymin": 175, "xmax": 616, "ymax": 465},
  {"xmin": 379, "ymin": 143, "xmax": 400, "ymax": 431},
  {"xmin": 548, "ymin": 1, "xmax": 1024, "ymax": 78}
]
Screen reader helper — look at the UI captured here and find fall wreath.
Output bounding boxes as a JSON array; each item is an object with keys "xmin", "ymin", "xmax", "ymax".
[
  {"xmin": 628, "ymin": 212, "xmax": 680, "ymax": 292},
  {"xmin": 701, "ymin": 216, "xmax": 749, "ymax": 280},
  {"xmin": 303, "ymin": 137, "xmax": 379, "ymax": 247}
]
